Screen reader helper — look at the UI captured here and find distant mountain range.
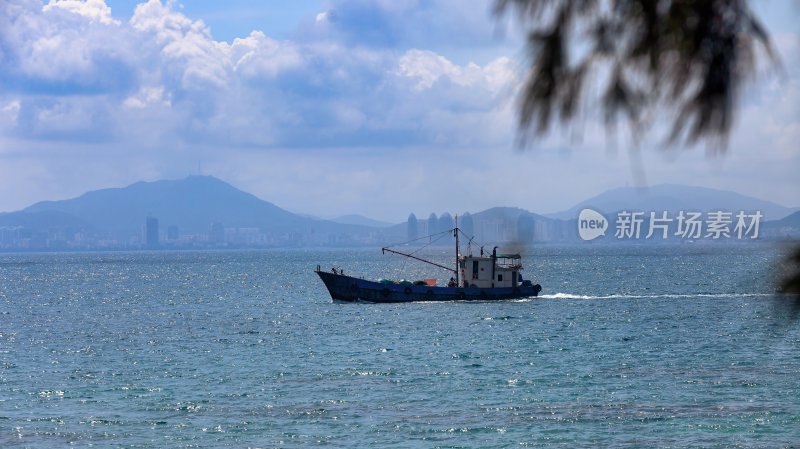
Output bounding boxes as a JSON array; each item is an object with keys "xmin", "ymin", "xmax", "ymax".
[
  {"xmin": 764, "ymin": 210, "xmax": 800, "ymax": 228},
  {"xmin": 2, "ymin": 176, "xmax": 370, "ymax": 237},
  {"xmin": 548, "ymin": 184, "xmax": 798, "ymax": 221},
  {"xmin": 0, "ymin": 210, "xmax": 94, "ymax": 231},
  {"xmin": 0, "ymin": 176, "xmax": 796, "ymax": 249},
  {"xmin": 330, "ymin": 214, "xmax": 393, "ymax": 228}
]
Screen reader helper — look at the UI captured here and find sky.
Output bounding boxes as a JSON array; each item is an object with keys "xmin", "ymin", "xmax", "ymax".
[{"xmin": 1, "ymin": 0, "xmax": 798, "ymax": 223}]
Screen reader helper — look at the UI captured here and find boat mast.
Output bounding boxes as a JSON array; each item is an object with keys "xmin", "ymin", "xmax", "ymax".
[{"xmin": 454, "ymin": 215, "xmax": 460, "ymax": 287}]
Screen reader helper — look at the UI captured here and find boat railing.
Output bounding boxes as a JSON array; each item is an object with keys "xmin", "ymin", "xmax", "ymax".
[{"xmin": 497, "ymin": 262, "xmax": 523, "ymax": 269}]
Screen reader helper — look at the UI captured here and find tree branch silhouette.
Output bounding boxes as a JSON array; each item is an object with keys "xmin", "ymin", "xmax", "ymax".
[
  {"xmin": 496, "ymin": 0, "xmax": 797, "ymax": 309},
  {"xmin": 496, "ymin": 0, "xmax": 777, "ymax": 150}
]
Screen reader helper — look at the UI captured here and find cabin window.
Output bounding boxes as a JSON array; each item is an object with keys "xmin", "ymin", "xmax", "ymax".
[
  {"xmin": 472, "ymin": 260, "xmax": 479, "ymax": 279},
  {"xmin": 498, "ymin": 274, "xmax": 503, "ymax": 282}
]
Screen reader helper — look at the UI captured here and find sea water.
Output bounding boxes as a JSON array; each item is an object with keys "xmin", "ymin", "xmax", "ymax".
[{"xmin": 1, "ymin": 243, "xmax": 798, "ymax": 448}]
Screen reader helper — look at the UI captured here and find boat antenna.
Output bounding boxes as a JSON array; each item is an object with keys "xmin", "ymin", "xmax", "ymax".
[{"xmin": 454, "ymin": 215, "xmax": 459, "ymax": 287}]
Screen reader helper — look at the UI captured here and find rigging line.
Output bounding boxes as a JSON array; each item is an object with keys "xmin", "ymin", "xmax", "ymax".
[
  {"xmin": 394, "ymin": 232, "xmax": 445, "ymax": 267},
  {"xmin": 409, "ymin": 230, "xmax": 450, "ymax": 256},
  {"xmin": 382, "ymin": 247, "xmax": 457, "ymax": 274},
  {"xmin": 398, "ymin": 236, "xmax": 445, "ymax": 273},
  {"xmin": 383, "ymin": 229, "xmax": 453, "ymax": 249},
  {"xmin": 456, "ymin": 228, "xmax": 483, "ymax": 251},
  {"xmin": 382, "ymin": 230, "xmax": 454, "ymax": 271}
]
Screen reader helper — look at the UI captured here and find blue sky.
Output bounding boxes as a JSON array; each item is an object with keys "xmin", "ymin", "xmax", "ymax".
[{"xmin": 1, "ymin": 0, "xmax": 798, "ymax": 222}]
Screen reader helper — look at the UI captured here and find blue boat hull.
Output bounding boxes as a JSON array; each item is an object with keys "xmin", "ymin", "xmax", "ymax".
[{"xmin": 316, "ymin": 270, "xmax": 541, "ymax": 303}]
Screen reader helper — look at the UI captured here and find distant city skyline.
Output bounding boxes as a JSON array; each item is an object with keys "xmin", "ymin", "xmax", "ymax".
[
  {"xmin": 1, "ymin": 1, "xmax": 797, "ymax": 222},
  {"xmin": 1, "ymin": 175, "xmax": 796, "ymax": 251}
]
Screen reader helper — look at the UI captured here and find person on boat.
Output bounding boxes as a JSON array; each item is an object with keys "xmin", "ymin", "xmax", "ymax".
[
  {"xmin": 448, "ymin": 277, "xmax": 456, "ymax": 288},
  {"xmin": 332, "ymin": 267, "xmax": 338, "ymax": 275}
]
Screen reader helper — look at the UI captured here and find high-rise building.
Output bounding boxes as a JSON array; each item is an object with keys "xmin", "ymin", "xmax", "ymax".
[
  {"xmin": 517, "ymin": 213, "xmax": 535, "ymax": 243},
  {"xmin": 407, "ymin": 213, "xmax": 418, "ymax": 240},
  {"xmin": 209, "ymin": 221, "xmax": 224, "ymax": 244},
  {"xmin": 439, "ymin": 212, "xmax": 454, "ymax": 238},
  {"xmin": 427, "ymin": 213, "xmax": 438, "ymax": 237},
  {"xmin": 145, "ymin": 216, "xmax": 159, "ymax": 248},
  {"xmin": 461, "ymin": 212, "xmax": 474, "ymax": 239},
  {"xmin": 167, "ymin": 225, "xmax": 179, "ymax": 241}
]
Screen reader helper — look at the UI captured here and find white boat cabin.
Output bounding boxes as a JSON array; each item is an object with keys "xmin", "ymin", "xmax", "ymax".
[{"xmin": 458, "ymin": 249, "xmax": 524, "ymax": 289}]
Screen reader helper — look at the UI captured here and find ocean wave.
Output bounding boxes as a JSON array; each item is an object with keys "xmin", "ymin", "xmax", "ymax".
[{"xmin": 538, "ymin": 292, "xmax": 774, "ymax": 300}]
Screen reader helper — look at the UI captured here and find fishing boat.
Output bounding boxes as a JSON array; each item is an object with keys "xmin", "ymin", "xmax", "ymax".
[{"xmin": 315, "ymin": 222, "xmax": 542, "ymax": 303}]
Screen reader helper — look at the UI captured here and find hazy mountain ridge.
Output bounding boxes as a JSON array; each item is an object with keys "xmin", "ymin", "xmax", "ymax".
[
  {"xmin": 1, "ymin": 176, "xmax": 796, "ymax": 249},
  {"xmin": 331, "ymin": 214, "xmax": 394, "ymax": 228},
  {"xmin": 471, "ymin": 207, "xmax": 549, "ymax": 223},
  {"xmin": 548, "ymin": 184, "xmax": 797, "ymax": 221},
  {"xmin": 0, "ymin": 210, "xmax": 94, "ymax": 231},
  {"xmin": 764, "ymin": 210, "xmax": 800, "ymax": 228},
  {"xmin": 25, "ymin": 176, "xmax": 278, "ymax": 233},
  {"xmin": 21, "ymin": 176, "xmax": 369, "ymax": 235}
]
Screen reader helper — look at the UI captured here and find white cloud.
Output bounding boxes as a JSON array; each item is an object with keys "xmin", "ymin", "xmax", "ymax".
[
  {"xmin": 2, "ymin": 0, "xmax": 133, "ymax": 87},
  {"xmin": 398, "ymin": 49, "xmax": 518, "ymax": 95},
  {"xmin": 33, "ymin": 97, "xmax": 101, "ymax": 134},
  {"xmin": 130, "ymin": 0, "xmax": 230, "ymax": 89},
  {"xmin": 122, "ymin": 85, "xmax": 169, "ymax": 109},
  {"xmin": 228, "ymin": 31, "xmax": 304, "ymax": 79},
  {"xmin": 1, "ymin": 100, "xmax": 21, "ymax": 126},
  {"xmin": 301, "ymin": 0, "xmax": 504, "ymax": 57},
  {"xmin": 43, "ymin": 0, "xmax": 119, "ymax": 25},
  {"xmin": 1, "ymin": 0, "xmax": 521, "ymax": 150},
  {"xmin": 0, "ymin": 0, "xmax": 796, "ymax": 216},
  {"xmin": 398, "ymin": 49, "xmax": 474, "ymax": 90},
  {"xmin": 26, "ymin": 34, "xmax": 93, "ymax": 79},
  {"xmin": 315, "ymin": 10, "xmax": 330, "ymax": 24}
]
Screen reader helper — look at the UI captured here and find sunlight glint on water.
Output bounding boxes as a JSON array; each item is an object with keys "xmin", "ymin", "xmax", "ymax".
[{"xmin": 1, "ymin": 244, "xmax": 798, "ymax": 448}]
